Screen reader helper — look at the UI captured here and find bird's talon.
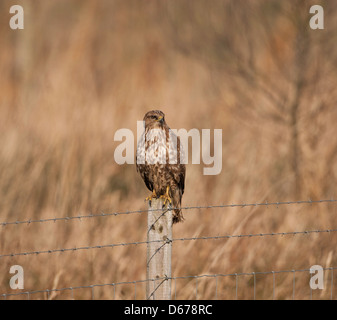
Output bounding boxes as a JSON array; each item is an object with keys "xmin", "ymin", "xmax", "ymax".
[
  {"xmin": 145, "ymin": 190, "xmax": 157, "ymax": 204},
  {"xmin": 160, "ymin": 186, "xmax": 172, "ymax": 207}
]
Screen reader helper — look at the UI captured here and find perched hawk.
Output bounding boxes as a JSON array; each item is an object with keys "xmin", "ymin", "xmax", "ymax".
[{"xmin": 136, "ymin": 110, "xmax": 186, "ymax": 223}]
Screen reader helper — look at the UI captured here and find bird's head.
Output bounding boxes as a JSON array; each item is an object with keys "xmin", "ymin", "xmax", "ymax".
[{"xmin": 143, "ymin": 110, "xmax": 166, "ymax": 129}]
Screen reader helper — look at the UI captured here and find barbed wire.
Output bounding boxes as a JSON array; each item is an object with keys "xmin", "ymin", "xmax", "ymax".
[
  {"xmin": 2, "ymin": 266, "xmax": 336, "ymax": 299},
  {"xmin": 2, "ymin": 227, "xmax": 337, "ymax": 259},
  {"xmin": 2, "ymin": 199, "xmax": 337, "ymax": 299},
  {"xmin": 1, "ymin": 198, "xmax": 336, "ymax": 228}
]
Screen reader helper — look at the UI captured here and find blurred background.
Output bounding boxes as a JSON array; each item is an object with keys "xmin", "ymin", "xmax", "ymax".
[{"xmin": 1, "ymin": 0, "xmax": 337, "ymax": 299}]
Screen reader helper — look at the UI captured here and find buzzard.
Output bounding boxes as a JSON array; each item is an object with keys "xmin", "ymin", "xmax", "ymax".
[{"xmin": 136, "ymin": 110, "xmax": 186, "ymax": 223}]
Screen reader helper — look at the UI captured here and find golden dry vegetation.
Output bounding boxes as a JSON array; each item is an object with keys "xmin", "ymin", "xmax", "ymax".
[{"xmin": 1, "ymin": 0, "xmax": 337, "ymax": 299}]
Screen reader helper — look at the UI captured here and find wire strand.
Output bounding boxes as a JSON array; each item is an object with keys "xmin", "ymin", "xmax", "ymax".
[
  {"xmin": 1, "ymin": 227, "xmax": 337, "ymax": 259},
  {"xmin": 2, "ymin": 266, "xmax": 336, "ymax": 299},
  {"xmin": 1, "ymin": 198, "xmax": 336, "ymax": 227}
]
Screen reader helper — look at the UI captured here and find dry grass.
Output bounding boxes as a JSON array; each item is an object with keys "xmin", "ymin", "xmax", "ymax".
[{"xmin": 1, "ymin": 0, "xmax": 337, "ymax": 299}]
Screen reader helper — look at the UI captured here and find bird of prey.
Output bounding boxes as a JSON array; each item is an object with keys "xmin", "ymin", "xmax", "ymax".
[{"xmin": 136, "ymin": 110, "xmax": 186, "ymax": 223}]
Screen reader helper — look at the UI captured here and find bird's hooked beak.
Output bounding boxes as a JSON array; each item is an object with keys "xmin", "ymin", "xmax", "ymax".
[{"xmin": 157, "ymin": 116, "xmax": 164, "ymax": 123}]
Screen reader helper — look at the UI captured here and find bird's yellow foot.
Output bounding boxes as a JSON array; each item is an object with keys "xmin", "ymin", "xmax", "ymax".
[
  {"xmin": 145, "ymin": 190, "xmax": 157, "ymax": 204},
  {"xmin": 160, "ymin": 186, "xmax": 172, "ymax": 207}
]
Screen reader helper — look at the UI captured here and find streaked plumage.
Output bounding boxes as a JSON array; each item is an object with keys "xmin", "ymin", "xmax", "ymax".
[{"xmin": 136, "ymin": 110, "xmax": 186, "ymax": 223}]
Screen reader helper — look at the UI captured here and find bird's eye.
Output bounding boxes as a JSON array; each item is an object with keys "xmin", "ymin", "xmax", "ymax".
[{"xmin": 151, "ymin": 115, "xmax": 157, "ymax": 120}]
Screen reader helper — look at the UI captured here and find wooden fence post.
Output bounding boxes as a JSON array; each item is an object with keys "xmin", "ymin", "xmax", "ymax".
[{"xmin": 146, "ymin": 198, "xmax": 172, "ymax": 300}]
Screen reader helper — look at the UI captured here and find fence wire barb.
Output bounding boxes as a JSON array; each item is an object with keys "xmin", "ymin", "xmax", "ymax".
[
  {"xmin": 2, "ymin": 227, "xmax": 337, "ymax": 259},
  {"xmin": 1, "ymin": 198, "xmax": 336, "ymax": 228}
]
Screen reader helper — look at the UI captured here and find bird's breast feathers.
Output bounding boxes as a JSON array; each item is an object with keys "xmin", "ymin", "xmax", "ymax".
[{"xmin": 136, "ymin": 128, "xmax": 185, "ymax": 165}]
